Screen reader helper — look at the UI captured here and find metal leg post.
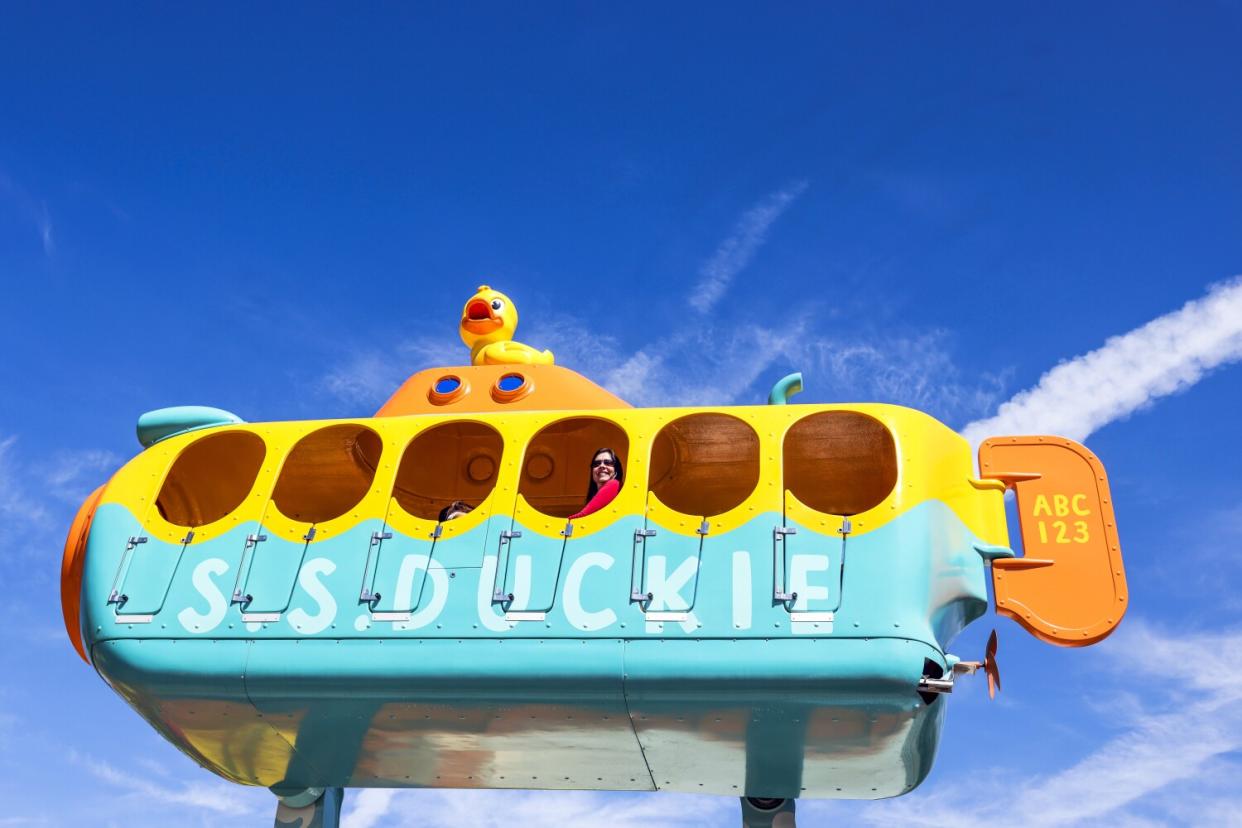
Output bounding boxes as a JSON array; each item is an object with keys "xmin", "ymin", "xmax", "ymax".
[
  {"xmin": 274, "ymin": 787, "xmax": 344, "ymax": 828},
  {"xmin": 740, "ymin": 797, "xmax": 796, "ymax": 828}
]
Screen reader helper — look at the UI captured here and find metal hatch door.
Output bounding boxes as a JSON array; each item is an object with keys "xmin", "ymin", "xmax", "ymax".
[
  {"xmin": 776, "ymin": 491, "xmax": 846, "ymax": 621},
  {"xmin": 492, "ymin": 493, "xmax": 568, "ymax": 617},
  {"xmin": 108, "ymin": 525, "xmax": 192, "ymax": 619},
  {"xmin": 231, "ymin": 502, "xmax": 312, "ymax": 620},
  {"xmin": 632, "ymin": 491, "xmax": 705, "ymax": 620},
  {"xmin": 360, "ymin": 498, "xmax": 437, "ymax": 617}
]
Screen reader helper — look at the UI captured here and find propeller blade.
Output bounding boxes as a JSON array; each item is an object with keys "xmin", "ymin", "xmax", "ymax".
[{"xmin": 985, "ymin": 629, "xmax": 1001, "ymax": 700}]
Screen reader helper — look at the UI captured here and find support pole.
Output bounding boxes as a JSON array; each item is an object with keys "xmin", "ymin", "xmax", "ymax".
[
  {"xmin": 274, "ymin": 787, "xmax": 344, "ymax": 828},
  {"xmin": 740, "ymin": 797, "xmax": 796, "ymax": 827}
]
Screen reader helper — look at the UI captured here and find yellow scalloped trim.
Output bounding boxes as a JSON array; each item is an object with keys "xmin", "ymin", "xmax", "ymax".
[{"xmin": 100, "ymin": 404, "xmax": 1009, "ymax": 548}]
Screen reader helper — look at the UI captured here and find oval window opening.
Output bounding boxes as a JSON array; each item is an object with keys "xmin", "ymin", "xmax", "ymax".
[
  {"xmin": 783, "ymin": 411, "xmax": 897, "ymax": 515},
  {"xmin": 156, "ymin": 431, "xmax": 266, "ymax": 527},
  {"xmin": 435, "ymin": 376, "xmax": 461, "ymax": 394},
  {"xmin": 650, "ymin": 413, "xmax": 759, "ymax": 517},
  {"xmin": 519, "ymin": 417, "xmax": 628, "ymax": 518},
  {"xmin": 271, "ymin": 424, "xmax": 383, "ymax": 523},
  {"xmin": 498, "ymin": 373, "xmax": 525, "ymax": 392},
  {"xmin": 393, "ymin": 421, "xmax": 504, "ymax": 520}
]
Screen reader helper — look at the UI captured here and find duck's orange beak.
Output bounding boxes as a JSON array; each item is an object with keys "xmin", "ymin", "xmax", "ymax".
[{"xmin": 462, "ymin": 299, "xmax": 502, "ymax": 335}]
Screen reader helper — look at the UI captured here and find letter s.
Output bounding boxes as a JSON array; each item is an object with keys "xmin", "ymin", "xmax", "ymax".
[
  {"xmin": 178, "ymin": 558, "xmax": 229, "ymax": 634},
  {"xmin": 288, "ymin": 558, "xmax": 337, "ymax": 635}
]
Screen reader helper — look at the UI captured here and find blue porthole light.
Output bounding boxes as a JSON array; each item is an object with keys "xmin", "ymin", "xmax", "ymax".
[
  {"xmin": 497, "ymin": 373, "xmax": 526, "ymax": 392},
  {"xmin": 491, "ymin": 372, "xmax": 533, "ymax": 403},
  {"xmin": 428, "ymin": 374, "xmax": 468, "ymax": 405}
]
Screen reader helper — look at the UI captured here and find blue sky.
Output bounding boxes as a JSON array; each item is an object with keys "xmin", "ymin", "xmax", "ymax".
[{"xmin": 2, "ymin": 4, "xmax": 1242, "ymax": 826}]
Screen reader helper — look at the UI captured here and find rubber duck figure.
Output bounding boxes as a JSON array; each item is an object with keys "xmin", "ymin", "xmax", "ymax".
[{"xmin": 459, "ymin": 285, "xmax": 555, "ymax": 366}]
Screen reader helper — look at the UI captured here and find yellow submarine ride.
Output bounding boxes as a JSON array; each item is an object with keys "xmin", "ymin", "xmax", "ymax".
[{"xmin": 62, "ymin": 286, "xmax": 1128, "ymax": 827}]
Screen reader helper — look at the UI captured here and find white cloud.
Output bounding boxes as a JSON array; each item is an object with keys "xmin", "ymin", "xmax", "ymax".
[
  {"xmin": 0, "ymin": 172, "xmax": 55, "ymax": 258},
  {"xmin": 526, "ymin": 314, "xmax": 806, "ymax": 408},
  {"xmin": 962, "ymin": 276, "xmax": 1242, "ymax": 446},
  {"xmin": 0, "ymin": 436, "xmax": 48, "ymax": 530},
  {"xmin": 342, "ymin": 788, "xmax": 735, "ymax": 828},
  {"xmin": 692, "ymin": 181, "xmax": 809, "ymax": 314},
  {"xmin": 346, "ymin": 788, "xmax": 398, "ymax": 828},
  {"xmin": 0, "ymin": 436, "xmax": 125, "ymax": 576},
  {"xmin": 315, "ymin": 178, "xmax": 997, "ymax": 424},
  {"xmin": 73, "ymin": 751, "xmax": 260, "ymax": 817},
  {"xmin": 321, "ymin": 303, "xmax": 999, "ymax": 421},
  {"xmin": 320, "ymin": 184, "xmax": 811, "ymax": 409},
  {"xmin": 42, "ymin": 448, "xmax": 120, "ymax": 503},
  {"xmin": 319, "ymin": 337, "xmax": 462, "ymax": 408},
  {"xmin": 37, "ymin": 202, "xmax": 54, "ymax": 257},
  {"xmin": 801, "ymin": 332, "xmax": 1009, "ymax": 424},
  {"xmin": 842, "ymin": 622, "xmax": 1242, "ymax": 828}
]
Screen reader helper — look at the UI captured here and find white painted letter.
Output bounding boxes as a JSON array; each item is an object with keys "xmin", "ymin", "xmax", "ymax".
[
  {"xmin": 394, "ymin": 563, "xmax": 448, "ymax": 631},
  {"xmin": 646, "ymin": 555, "xmax": 701, "ymax": 633},
  {"xmin": 478, "ymin": 556, "xmax": 515, "ymax": 632},
  {"xmin": 732, "ymin": 550, "xmax": 752, "ymax": 630},
  {"xmin": 178, "ymin": 558, "xmax": 229, "ymax": 634},
  {"xmin": 511, "ymin": 555, "xmax": 533, "ymax": 611},
  {"xmin": 790, "ymin": 554, "xmax": 830, "ymax": 611},
  {"xmin": 289, "ymin": 558, "xmax": 337, "ymax": 635},
  {"xmin": 390, "ymin": 554, "xmax": 430, "ymax": 612},
  {"xmin": 564, "ymin": 552, "xmax": 616, "ymax": 631}
]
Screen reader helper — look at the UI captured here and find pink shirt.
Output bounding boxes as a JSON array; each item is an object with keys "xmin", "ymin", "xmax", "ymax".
[{"xmin": 569, "ymin": 478, "xmax": 620, "ymax": 520}]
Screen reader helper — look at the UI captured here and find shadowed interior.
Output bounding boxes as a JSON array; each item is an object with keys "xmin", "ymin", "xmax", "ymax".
[
  {"xmin": 783, "ymin": 411, "xmax": 897, "ymax": 515},
  {"xmin": 520, "ymin": 418, "xmax": 629, "ymax": 518},
  {"xmin": 650, "ymin": 413, "xmax": 759, "ymax": 517},
  {"xmin": 392, "ymin": 421, "xmax": 505, "ymax": 520},
  {"xmin": 155, "ymin": 431, "xmax": 266, "ymax": 527},
  {"xmin": 271, "ymin": 424, "xmax": 383, "ymax": 523}
]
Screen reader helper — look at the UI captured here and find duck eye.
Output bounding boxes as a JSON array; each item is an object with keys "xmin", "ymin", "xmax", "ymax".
[{"xmin": 490, "ymin": 299, "xmax": 504, "ymax": 312}]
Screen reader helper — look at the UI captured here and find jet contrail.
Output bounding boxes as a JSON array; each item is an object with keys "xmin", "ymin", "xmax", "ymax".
[{"xmin": 962, "ymin": 276, "xmax": 1242, "ymax": 446}]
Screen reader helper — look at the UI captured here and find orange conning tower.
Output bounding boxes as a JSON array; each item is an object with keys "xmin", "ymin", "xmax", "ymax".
[{"xmin": 375, "ymin": 364, "xmax": 631, "ymax": 416}]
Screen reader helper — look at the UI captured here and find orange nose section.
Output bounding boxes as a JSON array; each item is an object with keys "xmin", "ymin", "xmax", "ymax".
[{"xmin": 62, "ymin": 484, "xmax": 105, "ymax": 664}]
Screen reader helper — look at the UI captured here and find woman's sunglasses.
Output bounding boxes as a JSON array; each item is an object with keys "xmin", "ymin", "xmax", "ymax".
[{"xmin": 592, "ymin": 458, "xmax": 615, "ymax": 468}]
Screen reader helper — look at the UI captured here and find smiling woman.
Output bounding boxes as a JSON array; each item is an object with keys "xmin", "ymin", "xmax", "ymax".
[
  {"xmin": 519, "ymin": 417, "xmax": 629, "ymax": 518},
  {"xmin": 569, "ymin": 447, "xmax": 625, "ymax": 519}
]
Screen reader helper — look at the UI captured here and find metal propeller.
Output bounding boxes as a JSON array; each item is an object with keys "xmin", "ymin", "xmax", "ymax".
[{"xmin": 953, "ymin": 629, "xmax": 1001, "ymax": 699}]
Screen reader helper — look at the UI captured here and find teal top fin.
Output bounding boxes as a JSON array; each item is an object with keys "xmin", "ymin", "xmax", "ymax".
[{"xmin": 136, "ymin": 406, "xmax": 245, "ymax": 448}]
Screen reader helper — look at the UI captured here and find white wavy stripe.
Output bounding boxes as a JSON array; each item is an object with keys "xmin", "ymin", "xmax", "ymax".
[{"xmin": 962, "ymin": 276, "xmax": 1242, "ymax": 445}]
